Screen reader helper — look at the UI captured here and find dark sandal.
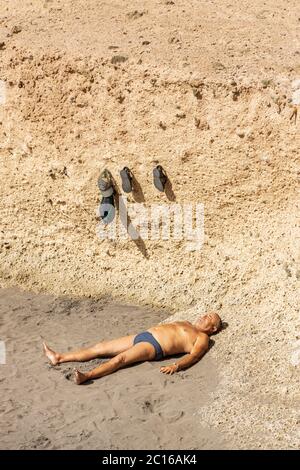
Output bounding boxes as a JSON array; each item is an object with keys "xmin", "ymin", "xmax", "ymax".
[
  {"xmin": 98, "ymin": 169, "xmax": 115, "ymax": 224},
  {"xmin": 153, "ymin": 165, "xmax": 167, "ymax": 192},
  {"xmin": 99, "ymin": 194, "xmax": 115, "ymax": 224},
  {"xmin": 120, "ymin": 166, "xmax": 133, "ymax": 193}
]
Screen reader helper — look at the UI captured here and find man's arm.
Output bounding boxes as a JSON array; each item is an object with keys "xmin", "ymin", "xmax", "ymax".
[{"xmin": 160, "ymin": 335, "xmax": 209, "ymax": 375}]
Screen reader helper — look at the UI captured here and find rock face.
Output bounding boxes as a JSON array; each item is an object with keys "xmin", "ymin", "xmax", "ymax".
[{"xmin": 0, "ymin": 0, "xmax": 299, "ymax": 449}]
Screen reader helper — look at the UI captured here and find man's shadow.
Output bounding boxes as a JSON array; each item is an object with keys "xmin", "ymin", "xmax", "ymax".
[{"xmin": 220, "ymin": 321, "xmax": 229, "ymax": 332}]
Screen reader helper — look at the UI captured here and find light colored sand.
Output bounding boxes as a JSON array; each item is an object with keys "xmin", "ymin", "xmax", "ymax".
[
  {"xmin": 0, "ymin": 288, "xmax": 227, "ymax": 450},
  {"xmin": 0, "ymin": 0, "xmax": 299, "ymax": 448}
]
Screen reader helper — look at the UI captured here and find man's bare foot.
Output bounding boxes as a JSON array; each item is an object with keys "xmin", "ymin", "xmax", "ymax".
[
  {"xmin": 74, "ymin": 368, "xmax": 88, "ymax": 385},
  {"xmin": 43, "ymin": 342, "xmax": 60, "ymax": 366}
]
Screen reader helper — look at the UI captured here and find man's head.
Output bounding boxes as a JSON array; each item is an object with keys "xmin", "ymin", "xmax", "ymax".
[{"xmin": 194, "ymin": 312, "xmax": 222, "ymax": 335}]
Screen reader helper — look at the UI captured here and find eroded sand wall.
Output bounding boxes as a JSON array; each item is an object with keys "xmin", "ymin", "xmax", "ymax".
[{"xmin": 0, "ymin": 52, "xmax": 299, "ymax": 308}]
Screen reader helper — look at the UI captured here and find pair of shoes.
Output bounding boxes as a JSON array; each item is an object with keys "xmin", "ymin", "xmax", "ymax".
[
  {"xmin": 120, "ymin": 165, "xmax": 167, "ymax": 193},
  {"xmin": 98, "ymin": 166, "xmax": 168, "ymax": 225}
]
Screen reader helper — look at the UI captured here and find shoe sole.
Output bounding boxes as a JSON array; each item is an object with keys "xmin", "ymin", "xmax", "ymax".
[
  {"xmin": 120, "ymin": 167, "xmax": 133, "ymax": 193},
  {"xmin": 153, "ymin": 166, "xmax": 167, "ymax": 192}
]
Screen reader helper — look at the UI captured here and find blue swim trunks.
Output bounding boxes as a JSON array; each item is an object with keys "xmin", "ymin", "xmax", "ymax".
[{"xmin": 133, "ymin": 331, "xmax": 164, "ymax": 360}]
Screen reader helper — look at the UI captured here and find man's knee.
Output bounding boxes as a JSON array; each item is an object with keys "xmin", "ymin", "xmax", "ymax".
[{"xmin": 111, "ymin": 353, "xmax": 126, "ymax": 368}]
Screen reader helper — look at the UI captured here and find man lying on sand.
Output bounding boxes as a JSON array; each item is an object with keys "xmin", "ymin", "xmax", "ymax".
[{"xmin": 43, "ymin": 312, "xmax": 221, "ymax": 385}]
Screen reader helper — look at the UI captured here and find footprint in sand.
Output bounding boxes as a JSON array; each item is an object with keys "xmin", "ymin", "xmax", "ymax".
[
  {"xmin": 64, "ymin": 371, "xmax": 73, "ymax": 381},
  {"xmin": 25, "ymin": 435, "xmax": 51, "ymax": 450},
  {"xmin": 142, "ymin": 400, "xmax": 155, "ymax": 413},
  {"xmin": 159, "ymin": 410, "xmax": 184, "ymax": 424}
]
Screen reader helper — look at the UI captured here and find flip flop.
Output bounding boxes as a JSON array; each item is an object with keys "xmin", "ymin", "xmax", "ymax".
[
  {"xmin": 99, "ymin": 195, "xmax": 115, "ymax": 224},
  {"xmin": 120, "ymin": 166, "xmax": 133, "ymax": 193},
  {"xmin": 98, "ymin": 169, "xmax": 115, "ymax": 224},
  {"xmin": 153, "ymin": 165, "xmax": 167, "ymax": 192}
]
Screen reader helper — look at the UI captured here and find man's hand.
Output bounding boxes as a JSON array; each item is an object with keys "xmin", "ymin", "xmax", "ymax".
[
  {"xmin": 160, "ymin": 336, "xmax": 209, "ymax": 375},
  {"xmin": 160, "ymin": 363, "xmax": 178, "ymax": 375}
]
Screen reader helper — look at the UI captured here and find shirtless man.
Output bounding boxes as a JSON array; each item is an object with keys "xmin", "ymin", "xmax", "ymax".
[{"xmin": 43, "ymin": 312, "xmax": 222, "ymax": 385}]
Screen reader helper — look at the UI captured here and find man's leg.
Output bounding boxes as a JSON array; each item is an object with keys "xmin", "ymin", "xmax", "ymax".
[
  {"xmin": 74, "ymin": 342, "xmax": 156, "ymax": 384},
  {"xmin": 43, "ymin": 335, "xmax": 135, "ymax": 365}
]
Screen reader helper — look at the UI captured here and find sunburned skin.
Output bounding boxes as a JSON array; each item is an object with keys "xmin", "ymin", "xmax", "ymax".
[
  {"xmin": 148, "ymin": 321, "xmax": 209, "ymax": 356},
  {"xmin": 43, "ymin": 312, "xmax": 222, "ymax": 384}
]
